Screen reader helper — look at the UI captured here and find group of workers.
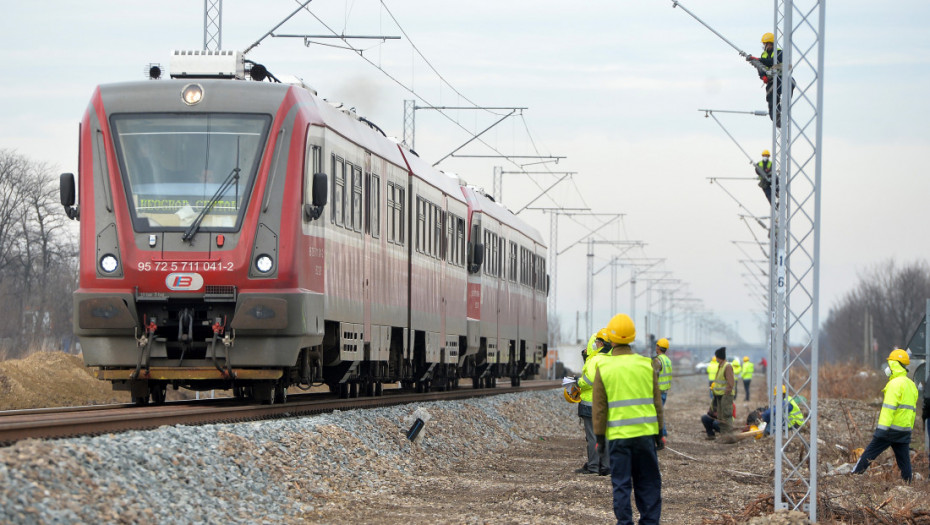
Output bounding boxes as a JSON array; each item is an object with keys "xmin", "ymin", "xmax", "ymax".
[
  {"xmin": 745, "ymin": 32, "xmax": 793, "ymax": 205},
  {"xmin": 565, "ymin": 314, "xmax": 926, "ymax": 524}
]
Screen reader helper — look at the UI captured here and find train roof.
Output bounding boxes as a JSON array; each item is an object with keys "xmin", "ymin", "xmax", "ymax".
[
  {"xmin": 94, "ymin": 77, "xmax": 466, "ymax": 205},
  {"xmin": 461, "ymin": 186, "xmax": 545, "ymax": 247}
]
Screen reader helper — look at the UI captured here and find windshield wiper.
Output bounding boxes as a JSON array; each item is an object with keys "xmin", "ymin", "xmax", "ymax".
[{"xmin": 182, "ymin": 140, "xmax": 241, "ymax": 242}]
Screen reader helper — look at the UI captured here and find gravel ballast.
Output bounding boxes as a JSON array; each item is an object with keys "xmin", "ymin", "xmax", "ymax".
[{"xmin": 0, "ymin": 390, "xmax": 574, "ymax": 524}]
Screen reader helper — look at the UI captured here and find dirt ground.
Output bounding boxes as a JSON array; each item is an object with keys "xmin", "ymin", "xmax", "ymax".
[
  {"xmin": 2, "ymin": 352, "xmax": 929, "ymax": 523},
  {"xmin": 0, "ymin": 351, "xmax": 129, "ymax": 409},
  {"xmin": 298, "ymin": 373, "xmax": 930, "ymax": 524}
]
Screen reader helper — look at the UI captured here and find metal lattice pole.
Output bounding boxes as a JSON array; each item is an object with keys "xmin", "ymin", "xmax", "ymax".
[
  {"xmin": 403, "ymin": 100, "xmax": 416, "ymax": 149},
  {"xmin": 203, "ymin": 0, "xmax": 222, "ymax": 51},
  {"xmin": 771, "ymin": 0, "xmax": 825, "ymax": 520}
]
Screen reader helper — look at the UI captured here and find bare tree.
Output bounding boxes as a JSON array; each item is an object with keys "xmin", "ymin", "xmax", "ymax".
[
  {"xmin": 0, "ymin": 149, "xmax": 78, "ymax": 358},
  {"xmin": 822, "ymin": 259, "xmax": 930, "ymax": 365}
]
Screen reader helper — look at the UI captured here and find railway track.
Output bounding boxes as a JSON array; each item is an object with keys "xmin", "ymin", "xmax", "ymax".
[{"xmin": 0, "ymin": 380, "xmax": 559, "ymax": 446}]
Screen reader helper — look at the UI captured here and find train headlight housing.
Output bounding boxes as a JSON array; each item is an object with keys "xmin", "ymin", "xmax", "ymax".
[
  {"xmin": 255, "ymin": 254, "xmax": 274, "ymax": 274},
  {"xmin": 181, "ymin": 83, "xmax": 204, "ymax": 105},
  {"xmin": 99, "ymin": 254, "xmax": 119, "ymax": 274}
]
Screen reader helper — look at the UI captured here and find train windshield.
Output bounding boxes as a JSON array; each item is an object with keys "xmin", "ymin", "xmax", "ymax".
[{"xmin": 111, "ymin": 113, "xmax": 272, "ymax": 232}]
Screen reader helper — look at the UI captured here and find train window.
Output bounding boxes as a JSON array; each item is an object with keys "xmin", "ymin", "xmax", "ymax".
[
  {"xmin": 498, "ymin": 237, "xmax": 504, "ymax": 279},
  {"xmin": 453, "ymin": 217, "xmax": 464, "ymax": 267},
  {"xmin": 368, "ymin": 173, "xmax": 380, "ymax": 238},
  {"xmin": 434, "ymin": 206, "xmax": 444, "ymax": 259},
  {"xmin": 397, "ymin": 187, "xmax": 405, "ymax": 245},
  {"xmin": 110, "ymin": 113, "xmax": 271, "ymax": 233},
  {"xmin": 387, "ymin": 183, "xmax": 398, "ymax": 244},
  {"xmin": 351, "ymin": 166, "xmax": 362, "ymax": 232},
  {"xmin": 509, "ymin": 241, "xmax": 517, "ymax": 282},
  {"xmin": 331, "ymin": 156, "xmax": 345, "ymax": 227},
  {"xmin": 445, "ymin": 213, "xmax": 455, "ymax": 264},
  {"xmin": 416, "ymin": 197, "xmax": 426, "ymax": 254}
]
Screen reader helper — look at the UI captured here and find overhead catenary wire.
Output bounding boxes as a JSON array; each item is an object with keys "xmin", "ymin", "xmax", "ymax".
[{"xmin": 291, "ymin": 0, "xmax": 564, "ymax": 199}]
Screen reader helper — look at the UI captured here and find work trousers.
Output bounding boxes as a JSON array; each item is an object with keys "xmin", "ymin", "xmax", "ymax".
[
  {"xmin": 660, "ymin": 391, "xmax": 667, "ymax": 437},
  {"xmin": 713, "ymin": 394, "xmax": 734, "ymax": 434},
  {"xmin": 853, "ymin": 431, "xmax": 912, "ymax": 482},
  {"xmin": 608, "ymin": 436, "xmax": 661, "ymax": 525},
  {"xmin": 701, "ymin": 413, "xmax": 720, "ymax": 437},
  {"xmin": 581, "ymin": 415, "xmax": 608, "ymax": 473},
  {"xmin": 743, "ymin": 379, "xmax": 751, "ymax": 401}
]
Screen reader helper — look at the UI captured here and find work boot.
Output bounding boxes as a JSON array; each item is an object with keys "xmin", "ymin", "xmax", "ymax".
[
  {"xmin": 705, "ymin": 434, "xmax": 716, "ymax": 441},
  {"xmin": 598, "ymin": 468, "xmax": 609, "ymax": 476},
  {"xmin": 574, "ymin": 467, "xmax": 595, "ymax": 474}
]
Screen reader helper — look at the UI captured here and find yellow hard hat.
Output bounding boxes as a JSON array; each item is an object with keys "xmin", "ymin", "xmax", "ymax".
[
  {"xmin": 597, "ymin": 328, "xmax": 610, "ymax": 342},
  {"xmin": 743, "ymin": 356, "xmax": 750, "ymax": 362},
  {"xmin": 606, "ymin": 313, "xmax": 636, "ymax": 344},
  {"xmin": 762, "ymin": 149, "xmax": 771, "ymax": 157},
  {"xmin": 656, "ymin": 338, "xmax": 669, "ymax": 349},
  {"xmin": 563, "ymin": 384, "xmax": 581, "ymax": 403},
  {"xmin": 762, "ymin": 32, "xmax": 775, "ymax": 44},
  {"xmin": 888, "ymin": 348, "xmax": 910, "ymax": 366}
]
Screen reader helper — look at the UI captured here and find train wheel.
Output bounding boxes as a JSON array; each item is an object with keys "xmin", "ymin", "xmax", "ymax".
[
  {"xmin": 133, "ymin": 394, "xmax": 150, "ymax": 406},
  {"xmin": 375, "ymin": 382, "xmax": 383, "ymax": 396},
  {"xmin": 253, "ymin": 383, "xmax": 274, "ymax": 405},
  {"xmin": 150, "ymin": 384, "xmax": 167, "ymax": 405},
  {"xmin": 472, "ymin": 377, "xmax": 480, "ymax": 389},
  {"xmin": 339, "ymin": 383, "xmax": 349, "ymax": 399},
  {"xmin": 273, "ymin": 382, "xmax": 288, "ymax": 404},
  {"xmin": 363, "ymin": 381, "xmax": 374, "ymax": 397},
  {"xmin": 349, "ymin": 382, "xmax": 358, "ymax": 398}
]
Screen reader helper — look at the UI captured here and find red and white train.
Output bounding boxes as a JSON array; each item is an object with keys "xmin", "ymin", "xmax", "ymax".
[{"xmin": 60, "ymin": 51, "xmax": 548, "ymax": 404}]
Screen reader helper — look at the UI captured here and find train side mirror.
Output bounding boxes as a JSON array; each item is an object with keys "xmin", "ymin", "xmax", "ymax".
[
  {"xmin": 473, "ymin": 243, "xmax": 485, "ymax": 266},
  {"xmin": 468, "ymin": 243, "xmax": 485, "ymax": 273},
  {"xmin": 312, "ymin": 172, "xmax": 328, "ymax": 207},
  {"xmin": 304, "ymin": 173, "xmax": 328, "ymax": 221},
  {"xmin": 60, "ymin": 173, "xmax": 79, "ymax": 220}
]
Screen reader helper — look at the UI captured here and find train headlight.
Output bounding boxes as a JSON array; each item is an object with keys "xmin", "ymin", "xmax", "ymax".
[
  {"xmin": 99, "ymin": 254, "xmax": 119, "ymax": 274},
  {"xmin": 181, "ymin": 83, "xmax": 203, "ymax": 105},
  {"xmin": 255, "ymin": 254, "xmax": 274, "ymax": 273}
]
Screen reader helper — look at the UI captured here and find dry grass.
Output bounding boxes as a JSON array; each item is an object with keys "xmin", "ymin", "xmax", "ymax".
[{"xmin": 818, "ymin": 361, "xmax": 888, "ymax": 401}]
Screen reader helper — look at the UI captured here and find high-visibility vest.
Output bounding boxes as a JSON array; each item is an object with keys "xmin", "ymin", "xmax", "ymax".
[
  {"xmin": 757, "ymin": 160, "xmax": 772, "ymax": 173},
  {"xmin": 787, "ymin": 397, "xmax": 804, "ymax": 428},
  {"xmin": 707, "ymin": 359, "xmax": 719, "ymax": 382},
  {"xmin": 731, "ymin": 359, "xmax": 741, "ymax": 379},
  {"xmin": 711, "ymin": 361, "xmax": 729, "ymax": 395},
  {"xmin": 578, "ymin": 345, "xmax": 599, "ymax": 405},
  {"xmin": 598, "ymin": 354, "xmax": 659, "ymax": 440},
  {"xmin": 741, "ymin": 362, "xmax": 754, "ymax": 380},
  {"xmin": 656, "ymin": 354, "xmax": 672, "ymax": 392},
  {"xmin": 877, "ymin": 362, "xmax": 919, "ymax": 432}
]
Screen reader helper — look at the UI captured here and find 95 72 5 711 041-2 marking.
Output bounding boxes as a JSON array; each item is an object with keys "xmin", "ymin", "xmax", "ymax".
[{"xmin": 137, "ymin": 261, "xmax": 234, "ymax": 272}]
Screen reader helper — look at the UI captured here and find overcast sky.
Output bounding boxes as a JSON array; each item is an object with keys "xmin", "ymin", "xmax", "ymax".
[{"xmin": 2, "ymin": 1, "xmax": 928, "ymax": 358}]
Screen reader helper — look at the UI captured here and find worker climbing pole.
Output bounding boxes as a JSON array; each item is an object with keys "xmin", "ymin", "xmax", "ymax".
[{"xmin": 669, "ymin": 1, "xmax": 825, "ymax": 520}]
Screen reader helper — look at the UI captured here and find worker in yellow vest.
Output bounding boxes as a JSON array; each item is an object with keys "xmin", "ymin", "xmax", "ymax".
[
  {"xmin": 593, "ymin": 313, "xmax": 663, "ymax": 524},
  {"xmin": 731, "ymin": 357, "xmax": 742, "ymax": 399},
  {"xmin": 653, "ymin": 338, "xmax": 672, "ymax": 443},
  {"xmin": 853, "ymin": 348, "xmax": 919, "ymax": 482},
  {"xmin": 707, "ymin": 347, "xmax": 734, "ymax": 438},
  {"xmin": 575, "ymin": 329, "xmax": 611, "ymax": 475},
  {"xmin": 706, "ymin": 356, "xmax": 719, "ymax": 400},
  {"xmin": 741, "ymin": 357, "xmax": 754, "ymax": 401}
]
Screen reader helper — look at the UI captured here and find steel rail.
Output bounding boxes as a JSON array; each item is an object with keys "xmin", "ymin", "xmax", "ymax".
[{"xmin": 0, "ymin": 380, "xmax": 559, "ymax": 446}]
